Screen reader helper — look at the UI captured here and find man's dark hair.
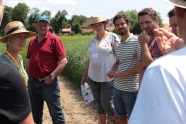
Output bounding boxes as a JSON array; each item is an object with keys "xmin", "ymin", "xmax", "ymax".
[
  {"xmin": 113, "ymin": 14, "xmax": 130, "ymax": 25},
  {"xmin": 167, "ymin": 8, "xmax": 175, "ymax": 18},
  {"xmin": 138, "ymin": 8, "xmax": 157, "ymax": 21}
]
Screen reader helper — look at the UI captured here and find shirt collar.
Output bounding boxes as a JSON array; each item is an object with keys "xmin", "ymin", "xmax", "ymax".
[
  {"xmin": 35, "ymin": 32, "xmax": 51, "ymax": 43},
  {"xmin": 121, "ymin": 33, "xmax": 134, "ymax": 44}
]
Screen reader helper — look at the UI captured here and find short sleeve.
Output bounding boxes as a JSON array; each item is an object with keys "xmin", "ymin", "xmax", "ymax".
[
  {"xmin": 111, "ymin": 33, "xmax": 120, "ymax": 46},
  {"xmin": 54, "ymin": 38, "xmax": 67, "ymax": 59}
]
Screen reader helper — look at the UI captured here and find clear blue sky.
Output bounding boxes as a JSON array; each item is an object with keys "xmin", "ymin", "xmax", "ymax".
[{"xmin": 5, "ymin": 0, "xmax": 174, "ymax": 24}]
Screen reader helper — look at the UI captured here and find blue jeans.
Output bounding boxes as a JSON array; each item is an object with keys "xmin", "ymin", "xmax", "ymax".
[
  {"xmin": 28, "ymin": 77, "xmax": 65, "ymax": 124},
  {"xmin": 113, "ymin": 87, "xmax": 137, "ymax": 118}
]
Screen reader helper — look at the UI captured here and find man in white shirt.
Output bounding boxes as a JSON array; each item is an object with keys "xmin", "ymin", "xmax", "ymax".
[
  {"xmin": 167, "ymin": 8, "xmax": 181, "ymax": 37},
  {"xmin": 129, "ymin": 0, "xmax": 186, "ymax": 124}
]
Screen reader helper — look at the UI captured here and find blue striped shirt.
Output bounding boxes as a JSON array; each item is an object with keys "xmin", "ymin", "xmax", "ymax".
[{"xmin": 114, "ymin": 33, "xmax": 141, "ymax": 92}]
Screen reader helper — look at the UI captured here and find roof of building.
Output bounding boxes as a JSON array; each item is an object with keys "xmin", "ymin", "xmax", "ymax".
[
  {"xmin": 82, "ymin": 29, "xmax": 94, "ymax": 33},
  {"xmin": 61, "ymin": 28, "xmax": 71, "ymax": 32},
  {"xmin": 106, "ymin": 21, "xmax": 115, "ymax": 32},
  {"xmin": 82, "ymin": 18, "xmax": 92, "ymax": 28}
]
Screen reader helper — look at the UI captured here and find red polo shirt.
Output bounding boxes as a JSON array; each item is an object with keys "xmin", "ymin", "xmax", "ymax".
[{"xmin": 27, "ymin": 32, "xmax": 66, "ymax": 78}]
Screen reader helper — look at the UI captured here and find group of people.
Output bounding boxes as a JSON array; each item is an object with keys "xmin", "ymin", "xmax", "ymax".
[
  {"xmin": 1, "ymin": 0, "xmax": 186, "ymax": 124},
  {"xmin": 81, "ymin": 7, "xmax": 163, "ymax": 124},
  {"xmin": 0, "ymin": 0, "xmax": 67, "ymax": 123},
  {"xmin": 129, "ymin": 0, "xmax": 186, "ymax": 123},
  {"xmin": 81, "ymin": 1, "xmax": 186, "ymax": 124}
]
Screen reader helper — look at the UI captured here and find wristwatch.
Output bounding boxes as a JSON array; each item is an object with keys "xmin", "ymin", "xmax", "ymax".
[{"xmin": 49, "ymin": 74, "xmax": 54, "ymax": 80}]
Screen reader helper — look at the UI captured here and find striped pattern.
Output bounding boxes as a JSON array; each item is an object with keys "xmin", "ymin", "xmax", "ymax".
[{"xmin": 114, "ymin": 34, "xmax": 141, "ymax": 92}]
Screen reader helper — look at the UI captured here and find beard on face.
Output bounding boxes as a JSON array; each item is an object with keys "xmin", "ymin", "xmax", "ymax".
[
  {"xmin": 118, "ymin": 28, "xmax": 128, "ymax": 35},
  {"xmin": 145, "ymin": 24, "xmax": 156, "ymax": 35},
  {"xmin": 143, "ymin": 27, "xmax": 155, "ymax": 35}
]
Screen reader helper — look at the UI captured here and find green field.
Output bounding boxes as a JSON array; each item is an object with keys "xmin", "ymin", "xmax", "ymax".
[
  {"xmin": 0, "ymin": 42, "xmax": 5, "ymax": 54},
  {"xmin": 62, "ymin": 35, "xmax": 93, "ymax": 84},
  {"xmin": 0, "ymin": 35, "xmax": 94, "ymax": 84}
]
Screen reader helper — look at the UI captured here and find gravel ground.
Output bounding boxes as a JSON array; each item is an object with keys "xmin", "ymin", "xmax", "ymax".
[{"xmin": 42, "ymin": 75, "xmax": 115, "ymax": 124}]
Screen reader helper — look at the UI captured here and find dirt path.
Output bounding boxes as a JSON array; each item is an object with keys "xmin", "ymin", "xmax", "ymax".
[{"xmin": 42, "ymin": 75, "xmax": 99, "ymax": 124}]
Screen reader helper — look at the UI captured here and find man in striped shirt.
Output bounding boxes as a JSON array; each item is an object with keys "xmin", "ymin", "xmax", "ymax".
[{"xmin": 107, "ymin": 14, "xmax": 141, "ymax": 124}]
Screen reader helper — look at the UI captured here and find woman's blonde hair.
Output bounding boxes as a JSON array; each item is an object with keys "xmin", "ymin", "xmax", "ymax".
[{"xmin": 5, "ymin": 37, "xmax": 11, "ymax": 48}]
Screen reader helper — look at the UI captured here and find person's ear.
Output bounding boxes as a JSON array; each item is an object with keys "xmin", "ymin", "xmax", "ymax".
[
  {"xmin": 154, "ymin": 17, "xmax": 159, "ymax": 28},
  {"xmin": 155, "ymin": 17, "xmax": 159, "ymax": 24}
]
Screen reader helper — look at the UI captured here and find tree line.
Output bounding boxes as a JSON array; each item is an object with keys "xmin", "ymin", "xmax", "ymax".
[{"xmin": 0, "ymin": 2, "xmax": 164, "ymax": 36}]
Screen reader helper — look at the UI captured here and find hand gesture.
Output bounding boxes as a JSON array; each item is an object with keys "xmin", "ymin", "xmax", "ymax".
[
  {"xmin": 153, "ymin": 28, "xmax": 184, "ymax": 54},
  {"xmin": 107, "ymin": 70, "xmax": 115, "ymax": 78},
  {"xmin": 113, "ymin": 71, "xmax": 125, "ymax": 79},
  {"xmin": 138, "ymin": 30, "xmax": 149, "ymax": 45}
]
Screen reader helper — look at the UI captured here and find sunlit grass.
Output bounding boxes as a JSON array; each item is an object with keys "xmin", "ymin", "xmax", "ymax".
[
  {"xmin": 62, "ymin": 35, "xmax": 93, "ymax": 84},
  {"xmin": 0, "ymin": 35, "xmax": 94, "ymax": 85},
  {"xmin": 0, "ymin": 42, "xmax": 5, "ymax": 54}
]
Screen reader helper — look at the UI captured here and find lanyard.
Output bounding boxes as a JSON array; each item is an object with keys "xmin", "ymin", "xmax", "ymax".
[
  {"xmin": 95, "ymin": 32, "xmax": 108, "ymax": 52},
  {"xmin": 5, "ymin": 51, "xmax": 28, "ymax": 86}
]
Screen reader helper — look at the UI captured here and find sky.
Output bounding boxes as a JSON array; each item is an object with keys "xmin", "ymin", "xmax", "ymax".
[{"xmin": 4, "ymin": 0, "xmax": 174, "ymax": 24}]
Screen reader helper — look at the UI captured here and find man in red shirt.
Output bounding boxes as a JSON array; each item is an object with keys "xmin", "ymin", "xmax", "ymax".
[
  {"xmin": 26, "ymin": 14, "xmax": 67, "ymax": 124},
  {"xmin": 137, "ymin": 8, "xmax": 163, "ymax": 86}
]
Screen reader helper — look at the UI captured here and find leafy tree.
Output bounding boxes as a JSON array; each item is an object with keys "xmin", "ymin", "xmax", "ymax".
[
  {"xmin": 50, "ymin": 17, "xmax": 57, "ymax": 34},
  {"xmin": 72, "ymin": 15, "xmax": 87, "ymax": 25},
  {"xmin": 62, "ymin": 19, "xmax": 68, "ymax": 29},
  {"xmin": 66, "ymin": 24, "xmax": 71, "ymax": 28},
  {"xmin": 0, "ymin": 6, "xmax": 12, "ymax": 35},
  {"xmin": 27, "ymin": 7, "xmax": 40, "ymax": 32},
  {"xmin": 125, "ymin": 10, "xmax": 140, "ymax": 34},
  {"xmin": 51, "ymin": 10, "xmax": 68, "ymax": 34},
  {"xmin": 12, "ymin": 3, "xmax": 29, "ymax": 25},
  {"xmin": 157, "ymin": 12, "xmax": 164, "ymax": 28},
  {"xmin": 42, "ymin": 10, "xmax": 51, "ymax": 18},
  {"xmin": 70, "ymin": 15, "xmax": 87, "ymax": 34},
  {"xmin": 68, "ymin": 18, "xmax": 73, "ymax": 26},
  {"xmin": 69, "ymin": 15, "xmax": 78, "ymax": 26},
  {"xmin": 132, "ymin": 22, "xmax": 141, "ymax": 35},
  {"xmin": 72, "ymin": 21, "xmax": 82, "ymax": 34}
]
